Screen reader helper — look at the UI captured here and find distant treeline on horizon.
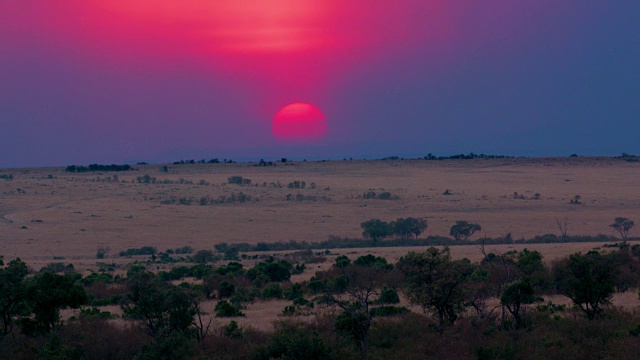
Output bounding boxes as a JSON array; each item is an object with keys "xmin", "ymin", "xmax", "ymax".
[{"xmin": 61, "ymin": 152, "xmax": 638, "ymax": 172}]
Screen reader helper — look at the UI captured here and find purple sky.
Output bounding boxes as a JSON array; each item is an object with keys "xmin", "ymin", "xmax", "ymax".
[{"xmin": 1, "ymin": 1, "xmax": 639, "ymax": 168}]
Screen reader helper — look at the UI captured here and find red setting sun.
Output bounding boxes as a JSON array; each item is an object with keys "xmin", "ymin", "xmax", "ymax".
[{"xmin": 272, "ymin": 103, "xmax": 328, "ymax": 142}]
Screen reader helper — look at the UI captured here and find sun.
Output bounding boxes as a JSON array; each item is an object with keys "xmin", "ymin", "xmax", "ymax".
[{"xmin": 272, "ymin": 103, "xmax": 328, "ymax": 142}]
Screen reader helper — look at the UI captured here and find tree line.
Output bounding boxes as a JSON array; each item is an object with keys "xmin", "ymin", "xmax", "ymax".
[{"xmin": 66, "ymin": 164, "xmax": 132, "ymax": 172}]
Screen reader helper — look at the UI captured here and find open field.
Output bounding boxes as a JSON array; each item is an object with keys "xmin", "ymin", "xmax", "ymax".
[
  {"xmin": 1, "ymin": 157, "xmax": 638, "ymax": 266},
  {"xmin": 3, "ymin": 157, "xmax": 640, "ymax": 358}
]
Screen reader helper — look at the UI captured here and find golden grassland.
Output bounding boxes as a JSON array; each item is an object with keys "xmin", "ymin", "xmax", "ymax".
[
  {"xmin": 3, "ymin": 156, "xmax": 640, "ymax": 330},
  {"xmin": 1, "ymin": 157, "xmax": 638, "ymax": 266}
]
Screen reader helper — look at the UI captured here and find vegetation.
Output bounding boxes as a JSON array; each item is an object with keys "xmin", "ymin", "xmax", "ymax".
[
  {"xmin": 423, "ymin": 152, "xmax": 514, "ymax": 160},
  {"xmin": 3, "ymin": 241, "xmax": 640, "ymax": 359},
  {"xmin": 398, "ymin": 247, "xmax": 474, "ymax": 334},
  {"xmin": 65, "ymin": 164, "xmax": 132, "ymax": 172},
  {"xmin": 119, "ymin": 246, "xmax": 157, "ymax": 257},
  {"xmin": 361, "ymin": 191, "xmax": 399, "ymax": 200},
  {"xmin": 449, "ymin": 220, "xmax": 482, "ymax": 241},
  {"xmin": 228, "ymin": 176, "xmax": 252, "ymax": 185},
  {"xmin": 360, "ymin": 217, "xmax": 428, "ymax": 241},
  {"xmin": 610, "ymin": 217, "xmax": 635, "ymax": 240}
]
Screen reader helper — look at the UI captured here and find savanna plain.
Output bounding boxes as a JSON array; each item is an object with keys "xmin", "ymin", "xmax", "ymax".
[{"xmin": 1, "ymin": 157, "xmax": 640, "ymax": 359}]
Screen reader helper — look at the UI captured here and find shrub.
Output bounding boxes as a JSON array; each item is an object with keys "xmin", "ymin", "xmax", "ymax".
[
  {"xmin": 119, "ymin": 247, "xmax": 157, "ymax": 257},
  {"xmin": 215, "ymin": 301, "xmax": 245, "ymax": 317},
  {"xmin": 193, "ymin": 250, "xmax": 215, "ymax": 264},
  {"xmin": 261, "ymin": 284, "xmax": 284, "ymax": 300},
  {"xmin": 228, "ymin": 176, "xmax": 251, "ymax": 185},
  {"xmin": 376, "ymin": 287, "xmax": 400, "ymax": 304},
  {"xmin": 174, "ymin": 246, "xmax": 194, "ymax": 254}
]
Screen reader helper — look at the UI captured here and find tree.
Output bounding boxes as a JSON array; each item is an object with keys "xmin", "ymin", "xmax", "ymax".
[
  {"xmin": 121, "ymin": 267, "xmax": 203, "ymax": 338},
  {"xmin": 21, "ymin": 272, "xmax": 87, "ymax": 335},
  {"xmin": 449, "ymin": 221, "xmax": 482, "ymax": 241},
  {"xmin": 397, "ymin": 247, "xmax": 474, "ymax": 335},
  {"xmin": 610, "ymin": 217, "xmax": 635, "ymax": 240},
  {"xmin": 556, "ymin": 216, "xmax": 569, "ymax": 239},
  {"xmin": 193, "ymin": 250, "xmax": 214, "ymax": 264},
  {"xmin": 552, "ymin": 252, "xmax": 617, "ymax": 320},
  {"xmin": 391, "ymin": 217, "xmax": 428, "ymax": 239},
  {"xmin": 317, "ymin": 263, "xmax": 395, "ymax": 359},
  {"xmin": 475, "ymin": 245, "xmax": 547, "ymax": 327},
  {"xmin": 0, "ymin": 257, "xmax": 28, "ymax": 339},
  {"xmin": 500, "ymin": 279, "xmax": 540, "ymax": 329},
  {"xmin": 360, "ymin": 219, "xmax": 392, "ymax": 241}
]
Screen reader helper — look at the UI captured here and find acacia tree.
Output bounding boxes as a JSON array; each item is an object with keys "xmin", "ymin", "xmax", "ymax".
[
  {"xmin": 397, "ymin": 247, "xmax": 474, "ymax": 335},
  {"xmin": 360, "ymin": 219, "xmax": 392, "ymax": 242},
  {"xmin": 449, "ymin": 221, "xmax": 482, "ymax": 241},
  {"xmin": 552, "ymin": 251, "xmax": 618, "ymax": 320},
  {"xmin": 610, "ymin": 217, "xmax": 635, "ymax": 240},
  {"xmin": 391, "ymin": 217, "xmax": 428, "ymax": 239},
  {"xmin": 317, "ymin": 259, "xmax": 397, "ymax": 359}
]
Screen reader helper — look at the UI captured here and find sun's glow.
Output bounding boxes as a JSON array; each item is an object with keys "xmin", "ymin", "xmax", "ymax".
[
  {"xmin": 273, "ymin": 102, "xmax": 327, "ymax": 142},
  {"xmin": 95, "ymin": 0, "xmax": 331, "ymax": 53}
]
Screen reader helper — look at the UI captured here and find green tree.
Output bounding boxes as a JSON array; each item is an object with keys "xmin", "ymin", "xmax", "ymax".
[
  {"xmin": 317, "ymin": 264, "xmax": 394, "ymax": 359},
  {"xmin": 121, "ymin": 268, "xmax": 201, "ymax": 338},
  {"xmin": 360, "ymin": 219, "xmax": 392, "ymax": 241},
  {"xmin": 334, "ymin": 255, "xmax": 351, "ymax": 268},
  {"xmin": 610, "ymin": 217, "xmax": 635, "ymax": 240},
  {"xmin": 500, "ymin": 279, "xmax": 541, "ymax": 329},
  {"xmin": 353, "ymin": 254, "xmax": 391, "ymax": 269},
  {"xmin": 391, "ymin": 217, "xmax": 428, "ymax": 239},
  {"xmin": 0, "ymin": 257, "xmax": 29, "ymax": 338},
  {"xmin": 552, "ymin": 252, "xmax": 618, "ymax": 320},
  {"xmin": 475, "ymin": 246, "xmax": 549, "ymax": 328},
  {"xmin": 449, "ymin": 221, "xmax": 482, "ymax": 241},
  {"xmin": 22, "ymin": 272, "xmax": 87, "ymax": 335},
  {"xmin": 398, "ymin": 247, "xmax": 474, "ymax": 335}
]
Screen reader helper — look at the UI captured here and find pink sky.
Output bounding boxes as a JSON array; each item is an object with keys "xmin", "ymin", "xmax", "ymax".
[{"xmin": 1, "ymin": 1, "xmax": 638, "ymax": 166}]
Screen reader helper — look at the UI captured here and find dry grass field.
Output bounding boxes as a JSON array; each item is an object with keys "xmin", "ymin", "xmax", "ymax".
[
  {"xmin": 1, "ymin": 157, "xmax": 638, "ymax": 268},
  {"xmin": 3, "ymin": 157, "xmax": 640, "ymax": 333}
]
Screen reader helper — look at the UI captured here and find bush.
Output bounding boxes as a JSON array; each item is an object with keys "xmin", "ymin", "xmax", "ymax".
[
  {"xmin": 228, "ymin": 176, "xmax": 252, "ymax": 185},
  {"xmin": 376, "ymin": 288, "xmax": 400, "ymax": 304},
  {"xmin": 119, "ymin": 247, "xmax": 157, "ymax": 257},
  {"xmin": 174, "ymin": 246, "xmax": 193, "ymax": 254},
  {"xmin": 215, "ymin": 301, "xmax": 245, "ymax": 317},
  {"xmin": 261, "ymin": 284, "xmax": 284, "ymax": 300},
  {"xmin": 193, "ymin": 250, "xmax": 215, "ymax": 264}
]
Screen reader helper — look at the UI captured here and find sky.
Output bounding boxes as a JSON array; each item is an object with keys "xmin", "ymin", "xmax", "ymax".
[{"xmin": 1, "ymin": 1, "xmax": 639, "ymax": 167}]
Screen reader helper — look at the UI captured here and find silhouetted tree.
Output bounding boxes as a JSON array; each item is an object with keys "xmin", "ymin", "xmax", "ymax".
[
  {"xmin": 21, "ymin": 272, "xmax": 87, "ymax": 335},
  {"xmin": 500, "ymin": 279, "xmax": 540, "ymax": 329},
  {"xmin": 552, "ymin": 252, "xmax": 618, "ymax": 320},
  {"xmin": 391, "ymin": 217, "xmax": 428, "ymax": 239},
  {"xmin": 360, "ymin": 219, "xmax": 392, "ymax": 242},
  {"xmin": 121, "ymin": 267, "xmax": 203, "ymax": 339},
  {"xmin": 610, "ymin": 217, "xmax": 635, "ymax": 240},
  {"xmin": 449, "ymin": 221, "xmax": 482, "ymax": 241},
  {"xmin": 398, "ymin": 247, "xmax": 474, "ymax": 335},
  {"xmin": 0, "ymin": 257, "xmax": 28, "ymax": 338}
]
